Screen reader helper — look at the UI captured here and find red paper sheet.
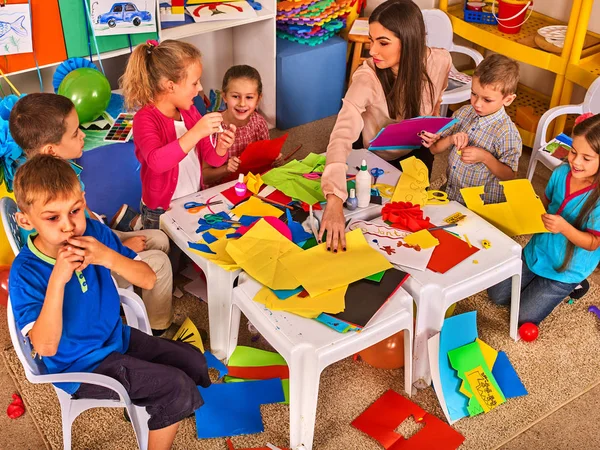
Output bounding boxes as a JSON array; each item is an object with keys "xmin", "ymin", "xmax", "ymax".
[
  {"xmin": 266, "ymin": 189, "xmax": 293, "ymax": 205},
  {"xmin": 238, "ymin": 134, "xmax": 288, "ymax": 175},
  {"xmin": 227, "ymin": 365, "xmax": 290, "ymax": 380},
  {"xmin": 351, "ymin": 390, "xmax": 464, "ymax": 450},
  {"xmin": 426, "ymin": 229, "xmax": 479, "ymax": 274},
  {"xmin": 221, "ymin": 185, "xmax": 254, "ymax": 205}
]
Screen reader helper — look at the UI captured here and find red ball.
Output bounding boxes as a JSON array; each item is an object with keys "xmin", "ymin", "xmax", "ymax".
[{"xmin": 519, "ymin": 322, "xmax": 539, "ymax": 342}]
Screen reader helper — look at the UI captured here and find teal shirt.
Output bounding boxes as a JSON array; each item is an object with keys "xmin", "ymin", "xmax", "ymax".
[{"xmin": 524, "ymin": 164, "xmax": 600, "ymax": 283}]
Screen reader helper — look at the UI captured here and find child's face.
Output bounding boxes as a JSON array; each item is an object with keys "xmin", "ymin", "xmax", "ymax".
[
  {"xmin": 43, "ymin": 108, "xmax": 85, "ymax": 160},
  {"xmin": 568, "ymin": 135, "xmax": 599, "ymax": 182},
  {"xmin": 16, "ymin": 191, "xmax": 87, "ymax": 256},
  {"xmin": 470, "ymin": 77, "xmax": 516, "ymax": 117},
  {"xmin": 171, "ymin": 62, "xmax": 203, "ymax": 111},
  {"xmin": 223, "ymin": 78, "xmax": 261, "ymax": 123},
  {"xmin": 369, "ymin": 21, "xmax": 401, "ymax": 73}
]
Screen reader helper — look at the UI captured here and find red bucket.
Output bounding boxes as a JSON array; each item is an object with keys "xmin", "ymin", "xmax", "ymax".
[{"xmin": 494, "ymin": 0, "xmax": 533, "ymax": 34}]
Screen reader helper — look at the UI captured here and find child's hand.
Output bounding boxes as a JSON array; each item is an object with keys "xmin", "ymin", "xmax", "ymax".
[
  {"xmin": 194, "ymin": 112, "xmax": 224, "ymax": 138},
  {"xmin": 66, "ymin": 236, "xmax": 114, "ymax": 271},
  {"xmin": 542, "ymin": 213, "xmax": 569, "ymax": 234},
  {"xmin": 216, "ymin": 124, "xmax": 237, "ymax": 153},
  {"xmin": 451, "ymin": 132, "xmax": 469, "ymax": 150},
  {"xmin": 418, "ymin": 131, "xmax": 440, "ymax": 148},
  {"xmin": 227, "ymin": 156, "xmax": 241, "ymax": 173},
  {"xmin": 272, "ymin": 153, "xmax": 284, "ymax": 167},
  {"xmin": 51, "ymin": 246, "xmax": 84, "ymax": 285},
  {"xmin": 123, "ymin": 236, "xmax": 146, "ymax": 253},
  {"xmin": 460, "ymin": 146, "xmax": 489, "ymax": 164}
]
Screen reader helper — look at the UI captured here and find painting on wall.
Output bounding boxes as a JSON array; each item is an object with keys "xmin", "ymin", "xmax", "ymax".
[
  {"xmin": 186, "ymin": 1, "xmax": 257, "ymax": 23},
  {"xmin": 0, "ymin": 5, "xmax": 33, "ymax": 56},
  {"xmin": 90, "ymin": 0, "xmax": 157, "ymax": 36}
]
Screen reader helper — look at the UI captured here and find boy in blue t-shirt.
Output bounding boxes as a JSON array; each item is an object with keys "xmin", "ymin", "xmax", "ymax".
[{"xmin": 9, "ymin": 155, "xmax": 210, "ymax": 448}]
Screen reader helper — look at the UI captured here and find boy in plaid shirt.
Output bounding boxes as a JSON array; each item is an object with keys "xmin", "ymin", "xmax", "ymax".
[{"xmin": 429, "ymin": 54, "xmax": 522, "ymax": 205}]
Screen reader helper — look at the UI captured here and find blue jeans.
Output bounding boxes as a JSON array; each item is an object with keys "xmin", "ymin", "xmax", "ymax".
[
  {"xmin": 140, "ymin": 202, "xmax": 165, "ymax": 230},
  {"xmin": 487, "ymin": 260, "xmax": 578, "ymax": 325}
]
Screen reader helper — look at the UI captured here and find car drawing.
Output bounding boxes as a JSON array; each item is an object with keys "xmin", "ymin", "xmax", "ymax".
[{"xmin": 97, "ymin": 2, "xmax": 152, "ymax": 28}]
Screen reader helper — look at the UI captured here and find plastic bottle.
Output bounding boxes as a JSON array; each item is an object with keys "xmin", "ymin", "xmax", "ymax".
[
  {"xmin": 346, "ymin": 188, "xmax": 358, "ymax": 211},
  {"xmin": 355, "ymin": 159, "xmax": 371, "ymax": 208},
  {"xmin": 234, "ymin": 173, "xmax": 247, "ymax": 197}
]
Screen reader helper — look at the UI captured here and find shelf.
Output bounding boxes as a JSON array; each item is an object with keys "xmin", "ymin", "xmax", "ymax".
[
  {"xmin": 160, "ymin": 9, "xmax": 275, "ymax": 40},
  {"xmin": 565, "ymin": 52, "xmax": 600, "ymax": 89}
]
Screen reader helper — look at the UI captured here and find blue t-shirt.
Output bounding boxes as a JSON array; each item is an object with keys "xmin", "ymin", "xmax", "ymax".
[
  {"xmin": 524, "ymin": 164, "xmax": 600, "ymax": 283},
  {"xmin": 9, "ymin": 219, "xmax": 137, "ymax": 394}
]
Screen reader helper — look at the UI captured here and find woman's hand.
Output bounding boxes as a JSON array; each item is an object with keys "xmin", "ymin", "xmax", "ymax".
[
  {"xmin": 418, "ymin": 131, "xmax": 440, "ymax": 148},
  {"xmin": 319, "ymin": 195, "xmax": 347, "ymax": 252}
]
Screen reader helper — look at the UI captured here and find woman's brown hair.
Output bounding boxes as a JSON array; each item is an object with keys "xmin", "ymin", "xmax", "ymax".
[
  {"xmin": 368, "ymin": 0, "xmax": 435, "ymax": 120},
  {"xmin": 120, "ymin": 40, "xmax": 202, "ymax": 110},
  {"xmin": 558, "ymin": 114, "xmax": 600, "ymax": 272}
]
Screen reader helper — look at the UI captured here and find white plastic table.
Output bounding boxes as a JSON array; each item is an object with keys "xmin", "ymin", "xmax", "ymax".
[{"xmin": 229, "ymin": 273, "xmax": 414, "ymax": 450}]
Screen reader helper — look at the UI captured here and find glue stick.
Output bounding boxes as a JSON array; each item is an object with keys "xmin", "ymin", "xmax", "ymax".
[{"xmin": 355, "ymin": 160, "xmax": 371, "ymax": 208}]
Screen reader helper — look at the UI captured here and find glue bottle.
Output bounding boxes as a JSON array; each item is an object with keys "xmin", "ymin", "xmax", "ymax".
[
  {"xmin": 355, "ymin": 159, "xmax": 371, "ymax": 208},
  {"xmin": 234, "ymin": 173, "xmax": 247, "ymax": 197},
  {"xmin": 346, "ymin": 188, "xmax": 358, "ymax": 211}
]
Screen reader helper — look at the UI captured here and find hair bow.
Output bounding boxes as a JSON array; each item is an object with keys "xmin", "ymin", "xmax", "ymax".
[
  {"xmin": 146, "ymin": 39, "xmax": 160, "ymax": 53},
  {"xmin": 575, "ymin": 112, "xmax": 595, "ymax": 125}
]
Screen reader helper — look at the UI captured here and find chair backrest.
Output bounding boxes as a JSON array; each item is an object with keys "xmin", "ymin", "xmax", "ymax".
[
  {"xmin": 6, "ymin": 297, "xmax": 48, "ymax": 379},
  {"xmin": 0, "ymin": 197, "xmax": 24, "ymax": 256},
  {"xmin": 422, "ymin": 9, "xmax": 454, "ymax": 51},
  {"xmin": 583, "ymin": 76, "xmax": 600, "ymax": 114}
]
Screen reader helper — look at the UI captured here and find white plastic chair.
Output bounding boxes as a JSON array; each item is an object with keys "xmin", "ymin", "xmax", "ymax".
[
  {"xmin": 422, "ymin": 9, "xmax": 484, "ymax": 114},
  {"xmin": 7, "ymin": 288, "xmax": 152, "ymax": 450},
  {"xmin": 227, "ymin": 273, "xmax": 414, "ymax": 450},
  {"xmin": 527, "ymin": 76, "xmax": 600, "ymax": 180}
]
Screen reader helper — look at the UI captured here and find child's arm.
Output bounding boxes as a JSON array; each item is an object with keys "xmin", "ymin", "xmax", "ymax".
[
  {"xmin": 541, "ymin": 214, "xmax": 600, "ymax": 251},
  {"xmin": 201, "ymin": 157, "xmax": 240, "ymax": 186}
]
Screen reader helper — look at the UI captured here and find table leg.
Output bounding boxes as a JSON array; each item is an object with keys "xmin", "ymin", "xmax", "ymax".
[
  {"xmin": 289, "ymin": 347, "xmax": 321, "ymax": 450},
  {"xmin": 205, "ymin": 263, "xmax": 239, "ymax": 360},
  {"xmin": 225, "ymin": 303, "xmax": 242, "ymax": 362},
  {"xmin": 403, "ymin": 327, "xmax": 413, "ymax": 397},
  {"xmin": 509, "ymin": 271, "xmax": 522, "ymax": 341}
]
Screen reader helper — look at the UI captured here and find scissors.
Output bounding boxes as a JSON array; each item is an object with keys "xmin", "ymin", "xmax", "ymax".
[
  {"xmin": 203, "ymin": 213, "xmax": 239, "ymax": 225},
  {"xmin": 427, "ymin": 190, "xmax": 449, "ymax": 205},
  {"xmin": 184, "ymin": 200, "xmax": 223, "ymax": 214},
  {"xmin": 370, "ymin": 167, "xmax": 385, "ymax": 184}
]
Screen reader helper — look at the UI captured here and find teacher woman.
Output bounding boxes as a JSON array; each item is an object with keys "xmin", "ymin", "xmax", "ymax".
[{"xmin": 319, "ymin": 0, "xmax": 452, "ymax": 251}]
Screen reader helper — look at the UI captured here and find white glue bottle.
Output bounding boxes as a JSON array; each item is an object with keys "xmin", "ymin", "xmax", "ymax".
[{"xmin": 355, "ymin": 159, "xmax": 371, "ymax": 208}]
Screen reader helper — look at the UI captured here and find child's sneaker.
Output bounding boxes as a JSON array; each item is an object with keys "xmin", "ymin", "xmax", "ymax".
[
  {"xmin": 110, "ymin": 204, "xmax": 142, "ymax": 232},
  {"xmin": 569, "ymin": 279, "xmax": 590, "ymax": 300}
]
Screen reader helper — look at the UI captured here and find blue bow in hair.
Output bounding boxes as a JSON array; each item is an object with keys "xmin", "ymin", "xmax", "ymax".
[{"xmin": 0, "ymin": 95, "xmax": 26, "ymax": 192}]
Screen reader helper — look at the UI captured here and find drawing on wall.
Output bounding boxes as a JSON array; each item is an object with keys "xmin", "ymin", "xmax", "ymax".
[
  {"xmin": 186, "ymin": 1, "xmax": 257, "ymax": 23},
  {"xmin": 91, "ymin": 0, "xmax": 157, "ymax": 36},
  {"xmin": 0, "ymin": 5, "xmax": 33, "ymax": 56}
]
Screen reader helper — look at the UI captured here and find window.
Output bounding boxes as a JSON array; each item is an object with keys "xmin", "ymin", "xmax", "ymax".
[
  {"xmin": 113, "ymin": 5, "xmax": 123, "ymax": 12},
  {"xmin": 125, "ymin": 4, "xmax": 135, "ymax": 11}
]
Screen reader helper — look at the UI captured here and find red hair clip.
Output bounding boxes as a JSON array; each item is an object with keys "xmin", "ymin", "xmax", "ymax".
[
  {"xmin": 146, "ymin": 39, "xmax": 160, "ymax": 53},
  {"xmin": 575, "ymin": 112, "xmax": 594, "ymax": 125}
]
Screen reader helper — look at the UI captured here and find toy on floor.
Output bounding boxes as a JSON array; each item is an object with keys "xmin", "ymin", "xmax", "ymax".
[
  {"xmin": 6, "ymin": 393, "xmax": 25, "ymax": 419},
  {"xmin": 518, "ymin": 322, "xmax": 539, "ymax": 342},
  {"xmin": 588, "ymin": 305, "xmax": 600, "ymax": 319}
]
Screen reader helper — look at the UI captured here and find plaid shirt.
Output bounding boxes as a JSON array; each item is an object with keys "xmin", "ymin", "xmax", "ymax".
[
  {"xmin": 442, "ymin": 105, "xmax": 522, "ymax": 205},
  {"xmin": 227, "ymin": 111, "xmax": 270, "ymax": 158}
]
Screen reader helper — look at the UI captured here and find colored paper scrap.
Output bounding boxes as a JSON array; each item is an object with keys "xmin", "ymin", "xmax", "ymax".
[
  {"xmin": 202, "ymin": 231, "xmax": 218, "ymax": 244},
  {"xmin": 221, "ymin": 184, "xmax": 253, "ymax": 205},
  {"xmin": 427, "ymin": 229, "xmax": 479, "ymax": 274},
  {"xmin": 476, "ymin": 338, "xmax": 498, "ymax": 369},
  {"xmin": 172, "ymin": 317, "xmax": 204, "ymax": 352},
  {"xmin": 285, "ymin": 208, "xmax": 313, "ymax": 244},
  {"xmin": 428, "ymin": 333, "xmax": 455, "ymax": 424},
  {"xmin": 279, "ymin": 229, "xmax": 392, "ymax": 297},
  {"xmin": 228, "ymin": 346, "xmax": 287, "ymax": 367},
  {"xmin": 404, "ymin": 229, "xmax": 439, "ymax": 250},
  {"xmin": 239, "ymin": 134, "xmax": 287, "ymax": 175},
  {"xmin": 225, "ymin": 377, "xmax": 290, "ymax": 405},
  {"xmin": 266, "ymin": 189, "xmax": 293, "ymax": 205},
  {"xmin": 195, "ymin": 379, "xmax": 285, "ymax": 438},
  {"xmin": 461, "ymin": 179, "xmax": 548, "ymax": 236},
  {"xmin": 188, "ymin": 241, "xmax": 215, "ymax": 254},
  {"xmin": 261, "ymin": 155, "xmax": 326, "ymax": 205},
  {"xmin": 365, "ymin": 270, "xmax": 386, "ymax": 282},
  {"xmin": 231, "ymin": 196, "xmax": 284, "ymax": 219},
  {"xmin": 244, "ymin": 172, "xmax": 264, "ymax": 194},
  {"xmin": 439, "ymin": 311, "xmax": 478, "ymax": 422},
  {"xmin": 272, "ymin": 286, "xmax": 304, "ymax": 300},
  {"xmin": 227, "ymin": 365, "xmax": 289, "ymax": 380},
  {"xmin": 315, "ymin": 313, "xmax": 360, "ymax": 333},
  {"xmin": 464, "ymin": 366, "xmax": 504, "ymax": 414},
  {"xmin": 226, "ymin": 219, "xmax": 302, "ymax": 290},
  {"xmin": 189, "ymin": 237, "xmax": 240, "ymax": 271},
  {"xmin": 253, "ymin": 285, "xmax": 347, "ymax": 317},
  {"xmin": 351, "ymin": 389, "xmax": 465, "ymax": 450},
  {"xmin": 391, "ymin": 156, "xmax": 429, "ymax": 206},
  {"xmin": 204, "ymin": 351, "xmax": 228, "ymax": 379},
  {"xmin": 491, "ymin": 351, "xmax": 527, "ymax": 399}
]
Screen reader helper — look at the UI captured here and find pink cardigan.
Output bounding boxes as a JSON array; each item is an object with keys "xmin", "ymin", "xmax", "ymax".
[{"xmin": 133, "ymin": 105, "xmax": 227, "ymax": 210}]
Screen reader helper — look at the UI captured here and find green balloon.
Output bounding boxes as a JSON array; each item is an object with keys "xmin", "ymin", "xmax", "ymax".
[{"xmin": 57, "ymin": 68, "xmax": 111, "ymax": 124}]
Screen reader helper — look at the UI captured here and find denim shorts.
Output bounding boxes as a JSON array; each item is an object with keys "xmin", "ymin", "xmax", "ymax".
[{"xmin": 140, "ymin": 202, "xmax": 165, "ymax": 230}]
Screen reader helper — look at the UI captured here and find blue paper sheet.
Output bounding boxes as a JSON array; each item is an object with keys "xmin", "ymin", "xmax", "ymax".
[
  {"xmin": 272, "ymin": 287, "xmax": 303, "ymax": 300},
  {"xmin": 204, "ymin": 351, "xmax": 228, "ymax": 379},
  {"xmin": 202, "ymin": 231, "xmax": 218, "ymax": 244},
  {"xmin": 188, "ymin": 242, "xmax": 215, "ymax": 254},
  {"xmin": 286, "ymin": 209, "xmax": 313, "ymax": 244},
  {"xmin": 195, "ymin": 379, "xmax": 285, "ymax": 438},
  {"xmin": 492, "ymin": 351, "xmax": 527, "ymax": 399},
  {"xmin": 439, "ymin": 311, "xmax": 478, "ymax": 421}
]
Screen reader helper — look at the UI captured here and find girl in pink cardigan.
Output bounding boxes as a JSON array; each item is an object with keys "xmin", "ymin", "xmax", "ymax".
[{"xmin": 121, "ymin": 40, "xmax": 237, "ymax": 229}]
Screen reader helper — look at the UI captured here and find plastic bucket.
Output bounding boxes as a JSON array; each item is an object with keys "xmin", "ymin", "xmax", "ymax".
[{"xmin": 493, "ymin": 0, "xmax": 533, "ymax": 34}]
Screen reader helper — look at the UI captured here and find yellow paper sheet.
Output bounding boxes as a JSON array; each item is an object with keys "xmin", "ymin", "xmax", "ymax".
[
  {"xmin": 253, "ymin": 285, "xmax": 347, "ymax": 317},
  {"xmin": 404, "ymin": 229, "xmax": 439, "ymax": 249},
  {"xmin": 279, "ymin": 229, "xmax": 392, "ymax": 297},
  {"xmin": 209, "ymin": 228, "xmax": 234, "ymax": 239},
  {"xmin": 465, "ymin": 366, "xmax": 505, "ymax": 413},
  {"xmin": 230, "ymin": 195, "xmax": 284, "ymax": 218},
  {"xmin": 244, "ymin": 172, "xmax": 264, "ymax": 195},
  {"xmin": 391, "ymin": 156, "xmax": 429, "ymax": 205},
  {"xmin": 476, "ymin": 338, "xmax": 498, "ymax": 369},
  {"xmin": 189, "ymin": 238, "xmax": 240, "ymax": 271},
  {"xmin": 461, "ymin": 179, "xmax": 548, "ymax": 236},
  {"xmin": 226, "ymin": 219, "xmax": 302, "ymax": 290},
  {"xmin": 172, "ymin": 317, "xmax": 204, "ymax": 352}
]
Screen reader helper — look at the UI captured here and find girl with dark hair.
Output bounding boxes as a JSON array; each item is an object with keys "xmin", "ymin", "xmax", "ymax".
[
  {"xmin": 319, "ymin": 0, "xmax": 452, "ymax": 251},
  {"xmin": 488, "ymin": 114, "xmax": 600, "ymax": 325}
]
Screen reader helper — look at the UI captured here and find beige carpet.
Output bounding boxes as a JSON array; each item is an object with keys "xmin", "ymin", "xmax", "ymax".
[{"xmin": 3, "ymin": 271, "xmax": 600, "ymax": 450}]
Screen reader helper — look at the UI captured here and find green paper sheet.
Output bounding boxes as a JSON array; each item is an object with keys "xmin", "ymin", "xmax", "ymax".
[
  {"xmin": 261, "ymin": 154, "xmax": 326, "ymax": 205},
  {"xmin": 365, "ymin": 271, "xmax": 386, "ymax": 282},
  {"xmin": 228, "ymin": 346, "xmax": 287, "ymax": 367}
]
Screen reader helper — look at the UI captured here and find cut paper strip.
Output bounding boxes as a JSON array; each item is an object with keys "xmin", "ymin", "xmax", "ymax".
[
  {"xmin": 439, "ymin": 311, "xmax": 478, "ymax": 422},
  {"xmin": 390, "ymin": 156, "xmax": 429, "ymax": 206},
  {"xmin": 244, "ymin": 172, "xmax": 264, "ymax": 194},
  {"xmin": 253, "ymin": 285, "xmax": 347, "ymax": 317},
  {"xmin": 315, "ymin": 313, "xmax": 360, "ymax": 333},
  {"xmin": 189, "ymin": 238, "xmax": 240, "ymax": 271},
  {"xmin": 226, "ymin": 219, "xmax": 302, "ymax": 290},
  {"xmin": 427, "ymin": 229, "xmax": 479, "ymax": 274},
  {"xmin": 195, "ymin": 379, "xmax": 285, "ymax": 438},
  {"xmin": 204, "ymin": 351, "xmax": 228, "ymax": 379},
  {"xmin": 188, "ymin": 241, "xmax": 215, "ymax": 254},
  {"xmin": 351, "ymin": 389, "xmax": 465, "ymax": 450},
  {"xmin": 476, "ymin": 338, "xmax": 498, "ymax": 369},
  {"xmin": 272, "ymin": 286, "xmax": 304, "ymax": 300},
  {"xmin": 491, "ymin": 351, "xmax": 528, "ymax": 399},
  {"xmin": 227, "ymin": 365, "xmax": 290, "ymax": 380},
  {"xmin": 172, "ymin": 317, "xmax": 204, "ymax": 352},
  {"xmin": 238, "ymin": 134, "xmax": 288, "ymax": 175},
  {"xmin": 221, "ymin": 184, "xmax": 253, "ymax": 205},
  {"xmin": 202, "ymin": 231, "xmax": 218, "ymax": 244},
  {"xmin": 231, "ymin": 196, "xmax": 285, "ymax": 219},
  {"xmin": 461, "ymin": 179, "xmax": 548, "ymax": 236},
  {"xmin": 279, "ymin": 229, "xmax": 392, "ymax": 297},
  {"xmin": 404, "ymin": 229, "xmax": 439, "ymax": 250}
]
